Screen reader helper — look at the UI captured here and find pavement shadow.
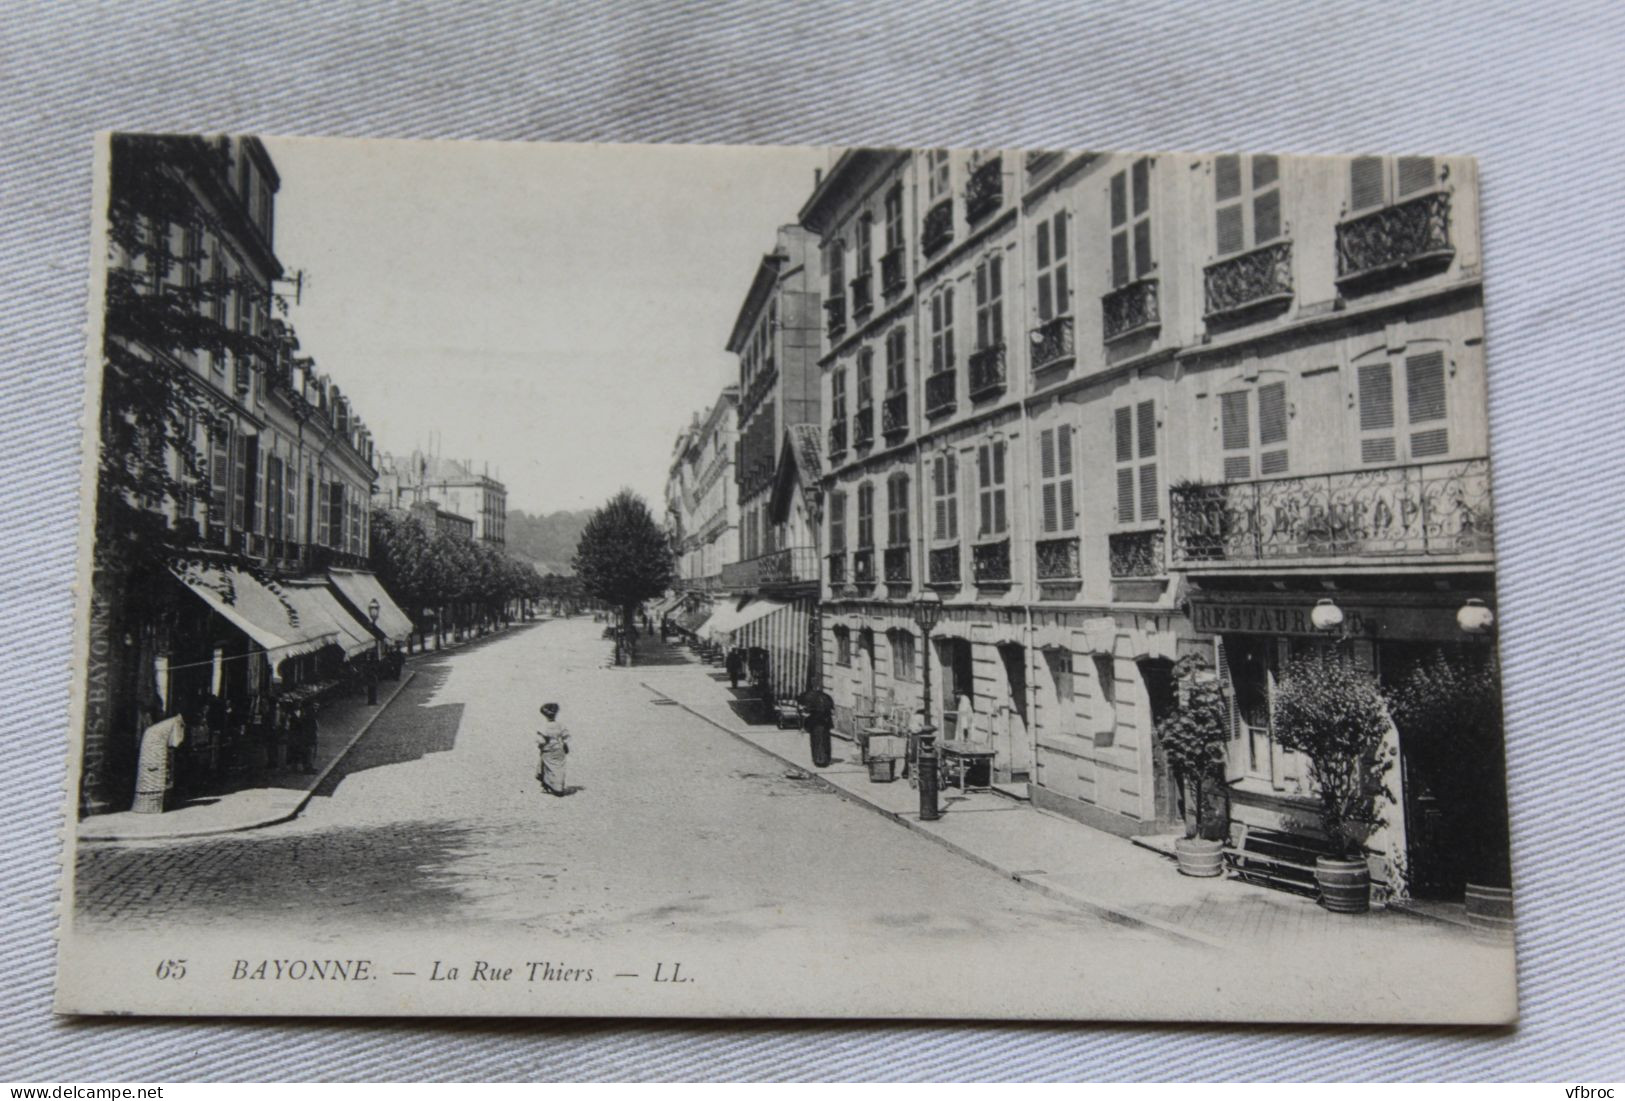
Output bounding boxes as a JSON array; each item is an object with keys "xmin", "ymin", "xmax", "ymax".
[{"xmin": 312, "ymin": 662, "xmax": 466, "ymax": 796}]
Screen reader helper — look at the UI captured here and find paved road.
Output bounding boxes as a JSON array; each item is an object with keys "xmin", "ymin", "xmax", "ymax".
[{"xmin": 76, "ymin": 618, "xmax": 1150, "ymax": 955}]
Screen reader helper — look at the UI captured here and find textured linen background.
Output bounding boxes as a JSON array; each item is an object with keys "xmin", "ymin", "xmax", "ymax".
[{"xmin": 3, "ymin": 0, "xmax": 1623, "ymax": 1081}]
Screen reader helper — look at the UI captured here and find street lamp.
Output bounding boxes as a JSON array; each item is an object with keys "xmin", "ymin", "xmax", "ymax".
[
  {"xmin": 367, "ymin": 598, "xmax": 382, "ymax": 660},
  {"xmin": 1310, "ymin": 597, "xmax": 1344, "ymax": 635},
  {"xmin": 913, "ymin": 590, "xmax": 944, "ymax": 822},
  {"xmin": 1457, "ymin": 598, "xmax": 1495, "ymax": 635}
]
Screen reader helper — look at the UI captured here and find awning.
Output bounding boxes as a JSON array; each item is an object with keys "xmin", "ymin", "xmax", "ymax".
[
  {"xmin": 650, "ymin": 592, "xmax": 684, "ymax": 621},
  {"xmin": 327, "ymin": 569, "xmax": 415, "ymax": 642},
  {"xmin": 281, "ymin": 582, "xmax": 379, "ymax": 658},
  {"xmin": 675, "ymin": 607, "xmax": 711, "ymax": 635},
  {"xmin": 705, "ymin": 597, "xmax": 788, "ymax": 641},
  {"xmin": 169, "ymin": 561, "xmax": 338, "ymax": 662}
]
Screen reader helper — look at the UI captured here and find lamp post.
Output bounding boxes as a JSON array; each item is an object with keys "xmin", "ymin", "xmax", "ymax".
[
  {"xmin": 1457, "ymin": 597, "xmax": 1495, "ymax": 636},
  {"xmin": 913, "ymin": 590, "xmax": 944, "ymax": 822},
  {"xmin": 367, "ymin": 597, "xmax": 382, "ymax": 658}
]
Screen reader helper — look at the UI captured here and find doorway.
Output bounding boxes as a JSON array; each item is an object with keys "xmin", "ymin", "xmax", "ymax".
[
  {"xmin": 996, "ymin": 642, "xmax": 1032, "ymax": 780},
  {"xmin": 1138, "ymin": 657, "xmax": 1181, "ymax": 829}
]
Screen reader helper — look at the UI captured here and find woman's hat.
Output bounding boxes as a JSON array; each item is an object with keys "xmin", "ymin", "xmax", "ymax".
[{"xmin": 540, "ymin": 703, "xmax": 560, "ymax": 719}]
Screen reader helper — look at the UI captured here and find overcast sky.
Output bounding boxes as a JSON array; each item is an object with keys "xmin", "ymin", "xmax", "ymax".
[{"xmin": 261, "ymin": 135, "xmax": 833, "ymax": 516}]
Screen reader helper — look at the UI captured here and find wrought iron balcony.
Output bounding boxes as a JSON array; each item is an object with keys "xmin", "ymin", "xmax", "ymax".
[
  {"xmin": 1168, "ymin": 458, "xmax": 1494, "ymax": 567},
  {"xmin": 724, "ymin": 545, "xmax": 821, "ymax": 589},
  {"xmin": 972, "ymin": 539, "xmax": 1012, "ymax": 585},
  {"xmin": 922, "ymin": 198, "xmax": 954, "ymax": 257},
  {"xmin": 853, "ymin": 405, "xmax": 875, "ymax": 449},
  {"xmin": 880, "ymin": 248, "xmax": 906, "ymax": 297},
  {"xmin": 884, "ymin": 544, "xmax": 912, "ymax": 583},
  {"xmin": 1102, "ymin": 276, "xmax": 1160, "ymax": 342},
  {"xmin": 968, "ymin": 342, "xmax": 1007, "ymax": 400},
  {"xmin": 827, "ymin": 551, "xmax": 847, "ymax": 586},
  {"xmin": 925, "ymin": 369, "xmax": 957, "ymax": 416},
  {"xmin": 850, "ymin": 272, "xmax": 874, "ymax": 319},
  {"xmin": 928, "ymin": 545, "xmax": 961, "ymax": 586},
  {"xmin": 828, "ymin": 417, "xmax": 848, "ymax": 458},
  {"xmin": 1336, "ymin": 190, "xmax": 1454, "ymax": 287},
  {"xmin": 1035, "ymin": 536, "xmax": 1080, "ymax": 581},
  {"xmin": 1109, "ymin": 528, "xmax": 1166, "ymax": 578},
  {"xmin": 1204, "ymin": 240, "xmax": 1294, "ymax": 319},
  {"xmin": 824, "ymin": 295, "xmax": 847, "ymax": 341},
  {"xmin": 964, "ymin": 156, "xmax": 1003, "ymax": 224},
  {"xmin": 852, "ymin": 547, "xmax": 876, "ymax": 584},
  {"xmin": 1029, "ymin": 314, "xmax": 1075, "ymax": 372},
  {"xmin": 882, "ymin": 390, "xmax": 909, "ymax": 437}
]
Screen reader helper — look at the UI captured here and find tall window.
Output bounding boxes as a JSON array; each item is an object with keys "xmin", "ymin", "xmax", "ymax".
[
  {"xmin": 831, "ymin": 367, "xmax": 848, "ymax": 421},
  {"xmin": 1035, "ymin": 211, "xmax": 1070, "ymax": 321},
  {"xmin": 884, "ymin": 185, "xmax": 904, "ymax": 253},
  {"xmin": 209, "ymin": 424, "xmax": 231, "ymax": 527},
  {"xmin": 976, "ymin": 440, "xmax": 1008, "ymax": 537},
  {"xmin": 766, "ymin": 300, "xmax": 778, "ymax": 372},
  {"xmin": 931, "ymin": 452, "xmax": 959, "ymax": 542},
  {"xmin": 1044, "ymin": 649, "xmax": 1075, "ymax": 733},
  {"xmin": 1038, "ymin": 424, "xmax": 1077, "ymax": 535},
  {"xmin": 826, "ymin": 240, "xmax": 845, "ymax": 300},
  {"xmin": 1349, "ymin": 156, "xmax": 1438, "ymax": 214},
  {"xmin": 829, "ymin": 490, "xmax": 847, "ymax": 552},
  {"xmin": 890, "ymin": 630, "xmax": 917, "ymax": 682},
  {"xmin": 930, "ymin": 285, "xmax": 955, "ymax": 372},
  {"xmin": 856, "ymin": 214, "xmax": 873, "ymax": 278},
  {"xmin": 886, "ymin": 473, "xmax": 910, "ymax": 546},
  {"xmin": 1110, "ymin": 157, "xmax": 1154, "ymax": 286},
  {"xmin": 1214, "ymin": 154, "xmax": 1282, "ymax": 256},
  {"xmin": 856, "ymin": 349, "xmax": 874, "ymax": 412},
  {"xmin": 1113, "ymin": 400, "xmax": 1159, "ymax": 523},
  {"xmin": 974, "ymin": 254, "xmax": 1003, "ymax": 349},
  {"xmin": 927, "ymin": 149, "xmax": 951, "ymax": 201},
  {"xmin": 857, "ymin": 482, "xmax": 875, "ymax": 548},
  {"xmin": 885, "ymin": 327, "xmax": 907, "ymax": 393},
  {"xmin": 1358, "ymin": 350, "xmax": 1449, "ymax": 464},
  {"xmin": 834, "ymin": 625, "xmax": 852, "ymax": 667},
  {"xmin": 1220, "ymin": 382, "xmax": 1289, "ymax": 480}
]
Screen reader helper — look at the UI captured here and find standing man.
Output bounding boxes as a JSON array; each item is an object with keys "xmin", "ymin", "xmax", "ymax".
[{"xmin": 725, "ymin": 647, "xmax": 743, "ymax": 690}]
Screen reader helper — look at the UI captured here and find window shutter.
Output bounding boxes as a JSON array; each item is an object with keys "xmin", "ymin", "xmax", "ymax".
[
  {"xmin": 1253, "ymin": 188, "xmax": 1281, "ymax": 244},
  {"xmin": 1138, "ymin": 463, "xmax": 1159, "ymax": 522},
  {"xmin": 1136, "ymin": 401, "xmax": 1156, "ymax": 459},
  {"xmin": 1110, "ymin": 172, "xmax": 1127, "ymax": 227},
  {"xmin": 1358, "ymin": 362, "xmax": 1397, "ymax": 464},
  {"xmin": 231, "ymin": 433, "xmax": 247, "ymax": 531},
  {"xmin": 1406, "ymin": 351, "xmax": 1447, "ymax": 422},
  {"xmin": 284, "ymin": 457, "xmax": 298, "ymax": 544},
  {"xmin": 1115, "ymin": 407, "xmax": 1133, "ymax": 463},
  {"xmin": 1053, "ymin": 212, "xmax": 1067, "ymax": 259},
  {"xmin": 1396, "ymin": 156, "xmax": 1436, "ymax": 197},
  {"xmin": 1350, "ymin": 156, "xmax": 1386, "ymax": 212},
  {"xmin": 1214, "ymin": 155, "xmax": 1242, "ymax": 201},
  {"xmin": 1039, "ymin": 429, "xmax": 1057, "ymax": 533},
  {"xmin": 1036, "ymin": 220, "xmax": 1051, "ymax": 268},
  {"xmin": 1116, "ymin": 468, "xmax": 1135, "ymax": 524},
  {"xmin": 1037, "ymin": 272, "xmax": 1052, "ymax": 323},
  {"xmin": 1221, "ymin": 391, "xmax": 1250, "ymax": 451},
  {"xmin": 943, "ymin": 287, "xmax": 954, "ymax": 366},
  {"xmin": 946, "ymin": 453, "xmax": 958, "ymax": 539},
  {"xmin": 1216, "ymin": 204, "xmax": 1244, "ymax": 256},
  {"xmin": 1131, "ymin": 158, "xmax": 1150, "ymax": 215},
  {"xmin": 1133, "ymin": 220, "xmax": 1153, "ymax": 278},
  {"xmin": 1252, "ymin": 155, "xmax": 1279, "ymax": 189},
  {"xmin": 1258, "ymin": 381, "xmax": 1289, "ymax": 474}
]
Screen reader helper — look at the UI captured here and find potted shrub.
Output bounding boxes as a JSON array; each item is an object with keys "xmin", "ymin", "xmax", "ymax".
[
  {"xmin": 1155, "ymin": 655, "xmax": 1231, "ymax": 876},
  {"xmin": 1271, "ymin": 650, "xmax": 1395, "ymax": 913},
  {"xmin": 1386, "ymin": 648, "xmax": 1512, "ymax": 935}
]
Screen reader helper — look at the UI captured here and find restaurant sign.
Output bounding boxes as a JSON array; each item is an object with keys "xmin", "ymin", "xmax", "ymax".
[{"xmin": 1190, "ymin": 601, "xmax": 1373, "ymax": 637}]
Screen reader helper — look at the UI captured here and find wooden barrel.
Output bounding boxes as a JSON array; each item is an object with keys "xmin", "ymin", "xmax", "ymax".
[
  {"xmin": 1175, "ymin": 838, "xmax": 1226, "ymax": 878},
  {"xmin": 1316, "ymin": 857, "xmax": 1371, "ymax": 913},
  {"xmin": 1464, "ymin": 884, "xmax": 1515, "ymax": 938}
]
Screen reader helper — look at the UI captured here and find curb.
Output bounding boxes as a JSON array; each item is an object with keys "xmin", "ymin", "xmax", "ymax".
[
  {"xmin": 641, "ymin": 680, "xmax": 1225, "ymax": 949},
  {"xmin": 78, "ymin": 670, "xmax": 419, "ymax": 844}
]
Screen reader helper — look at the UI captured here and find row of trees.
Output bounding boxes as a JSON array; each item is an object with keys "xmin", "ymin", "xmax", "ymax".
[
  {"xmin": 370, "ymin": 507, "xmax": 548, "ymax": 649},
  {"xmin": 572, "ymin": 490, "xmax": 675, "ymax": 660}
]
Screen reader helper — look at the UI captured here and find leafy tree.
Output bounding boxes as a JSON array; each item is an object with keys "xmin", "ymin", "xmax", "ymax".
[
  {"xmin": 1155, "ymin": 655, "xmax": 1231, "ymax": 841},
  {"xmin": 572, "ymin": 489, "xmax": 674, "ymax": 642},
  {"xmin": 1386, "ymin": 649, "xmax": 1510, "ymax": 887},
  {"xmin": 1272, "ymin": 650, "xmax": 1395, "ymax": 859}
]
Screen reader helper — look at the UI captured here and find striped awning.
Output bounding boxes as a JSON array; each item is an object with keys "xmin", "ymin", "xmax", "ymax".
[{"xmin": 169, "ymin": 562, "xmax": 338, "ymax": 662}]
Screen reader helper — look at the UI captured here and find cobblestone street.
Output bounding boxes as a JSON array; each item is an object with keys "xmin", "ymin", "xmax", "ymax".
[{"xmin": 75, "ymin": 618, "xmax": 1144, "ymax": 954}]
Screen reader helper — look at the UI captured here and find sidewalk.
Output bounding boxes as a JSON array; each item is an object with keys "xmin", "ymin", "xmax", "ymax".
[
  {"xmin": 634, "ymin": 640, "xmax": 1484, "ymax": 951},
  {"xmin": 75, "ymin": 621, "xmax": 533, "ymax": 844}
]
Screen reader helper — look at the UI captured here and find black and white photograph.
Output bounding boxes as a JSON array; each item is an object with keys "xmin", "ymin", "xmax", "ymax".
[{"xmin": 55, "ymin": 133, "xmax": 1517, "ymax": 1022}]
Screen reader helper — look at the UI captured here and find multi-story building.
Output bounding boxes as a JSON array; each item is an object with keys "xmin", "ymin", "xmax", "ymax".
[
  {"xmin": 713, "ymin": 225, "xmax": 824, "ymax": 702},
  {"xmin": 374, "ymin": 451, "xmax": 507, "ymax": 546},
  {"xmin": 664, "ymin": 386, "xmax": 740, "ymax": 594},
  {"xmin": 803, "ymin": 147, "xmax": 1493, "ymax": 903},
  {"xmin": 409, "ymin": 500, "xmax": 476, "ymax": 542},
  {"xmin": 83, "ymin": 136, "xmax": 402, "ymax": 816}
]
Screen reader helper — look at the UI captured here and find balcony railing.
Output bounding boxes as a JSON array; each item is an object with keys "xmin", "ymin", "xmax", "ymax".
[
  {"xmin": 880, "ymin": 248, "xmax": 905, "ymax": 297},
  {"xmin": 1336, "ymin": 190, "xmax": 1454, "ymax": 287},
  {"xmin": 1102, "ymin": 276, "xmax": 1161, "ymax": 342},
  {"xmin": 922, "ymin": 198, "xmax": 954, "ymax": 257},
  {"xmin": 884, "ymin": 544, "xmax": 912, "ymax": 583},
  {"xmin": 968, "ymin": 342, "xmax": 1007, "ymax": 399},
  {"xmin": 722, "ymin": 545, "xmax": 821, "ymax": 589},
  {"xmin": 1029, "ymin": 314, "xmax": 1075, "ymax": 372},
  {"xmin": 972, "ymin": 539, "xmax": 1012, "ymax": 585},
  {"xmin": 1168, "ymin": 458, "xmax": 1494, "ymax": 566},
  {"xmin": 882, "ymin": 390, "xmax": 909, "ymax": 437},
  {"xmin": 1204, "ymin": 240, "xmax": 1294, "ymax": 319},
  {"xmin": 925, "ymin": 369, "xmax": 957, "ymax": 415},
  {"xmin": 853, "ymin": 548, "xmax": 876, "ymax": 585},
  {"xmin": 853, "ymin": 405, "xmax": 875, "ymax": 449},
  {"xmin": 928, "ymin": 545, "xmax": 961, "ymax": 585},
  {"xmin": 1035, "ymin": 536, "xmax": 1080, "ymax": 581},
  {"xmin": 828, "ymin": 418, "xmax": 848, "ymax": 458},
  {"xmin": 824, "ymin": 295, "xmax": 847, "ymax": 341},
  {"xmin": 827, "ymin": 552, "xmax": 847, "ymax": 586},
  {"xmin": 965, "ymin": 157, "xmax": 1003, "ymax": 224},
  {"xmin": 1109, "ymin": 528, "xmax": 1166, "ymax": 578}
]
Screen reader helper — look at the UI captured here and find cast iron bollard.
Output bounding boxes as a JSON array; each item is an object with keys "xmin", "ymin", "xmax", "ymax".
[{"xmin": 917, "ymin": 726, "xmax": 940, "ymax": 821}]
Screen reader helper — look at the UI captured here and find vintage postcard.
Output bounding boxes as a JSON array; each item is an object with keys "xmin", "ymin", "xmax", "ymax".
[{"xmin": 57, "ymin": 134, "xmax": 1517, "ymax": 1021}]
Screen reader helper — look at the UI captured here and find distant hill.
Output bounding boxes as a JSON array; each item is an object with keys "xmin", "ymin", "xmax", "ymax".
[{"xmin": 506, "ymin": 509, "xmax": 593, "ymax": 576}]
